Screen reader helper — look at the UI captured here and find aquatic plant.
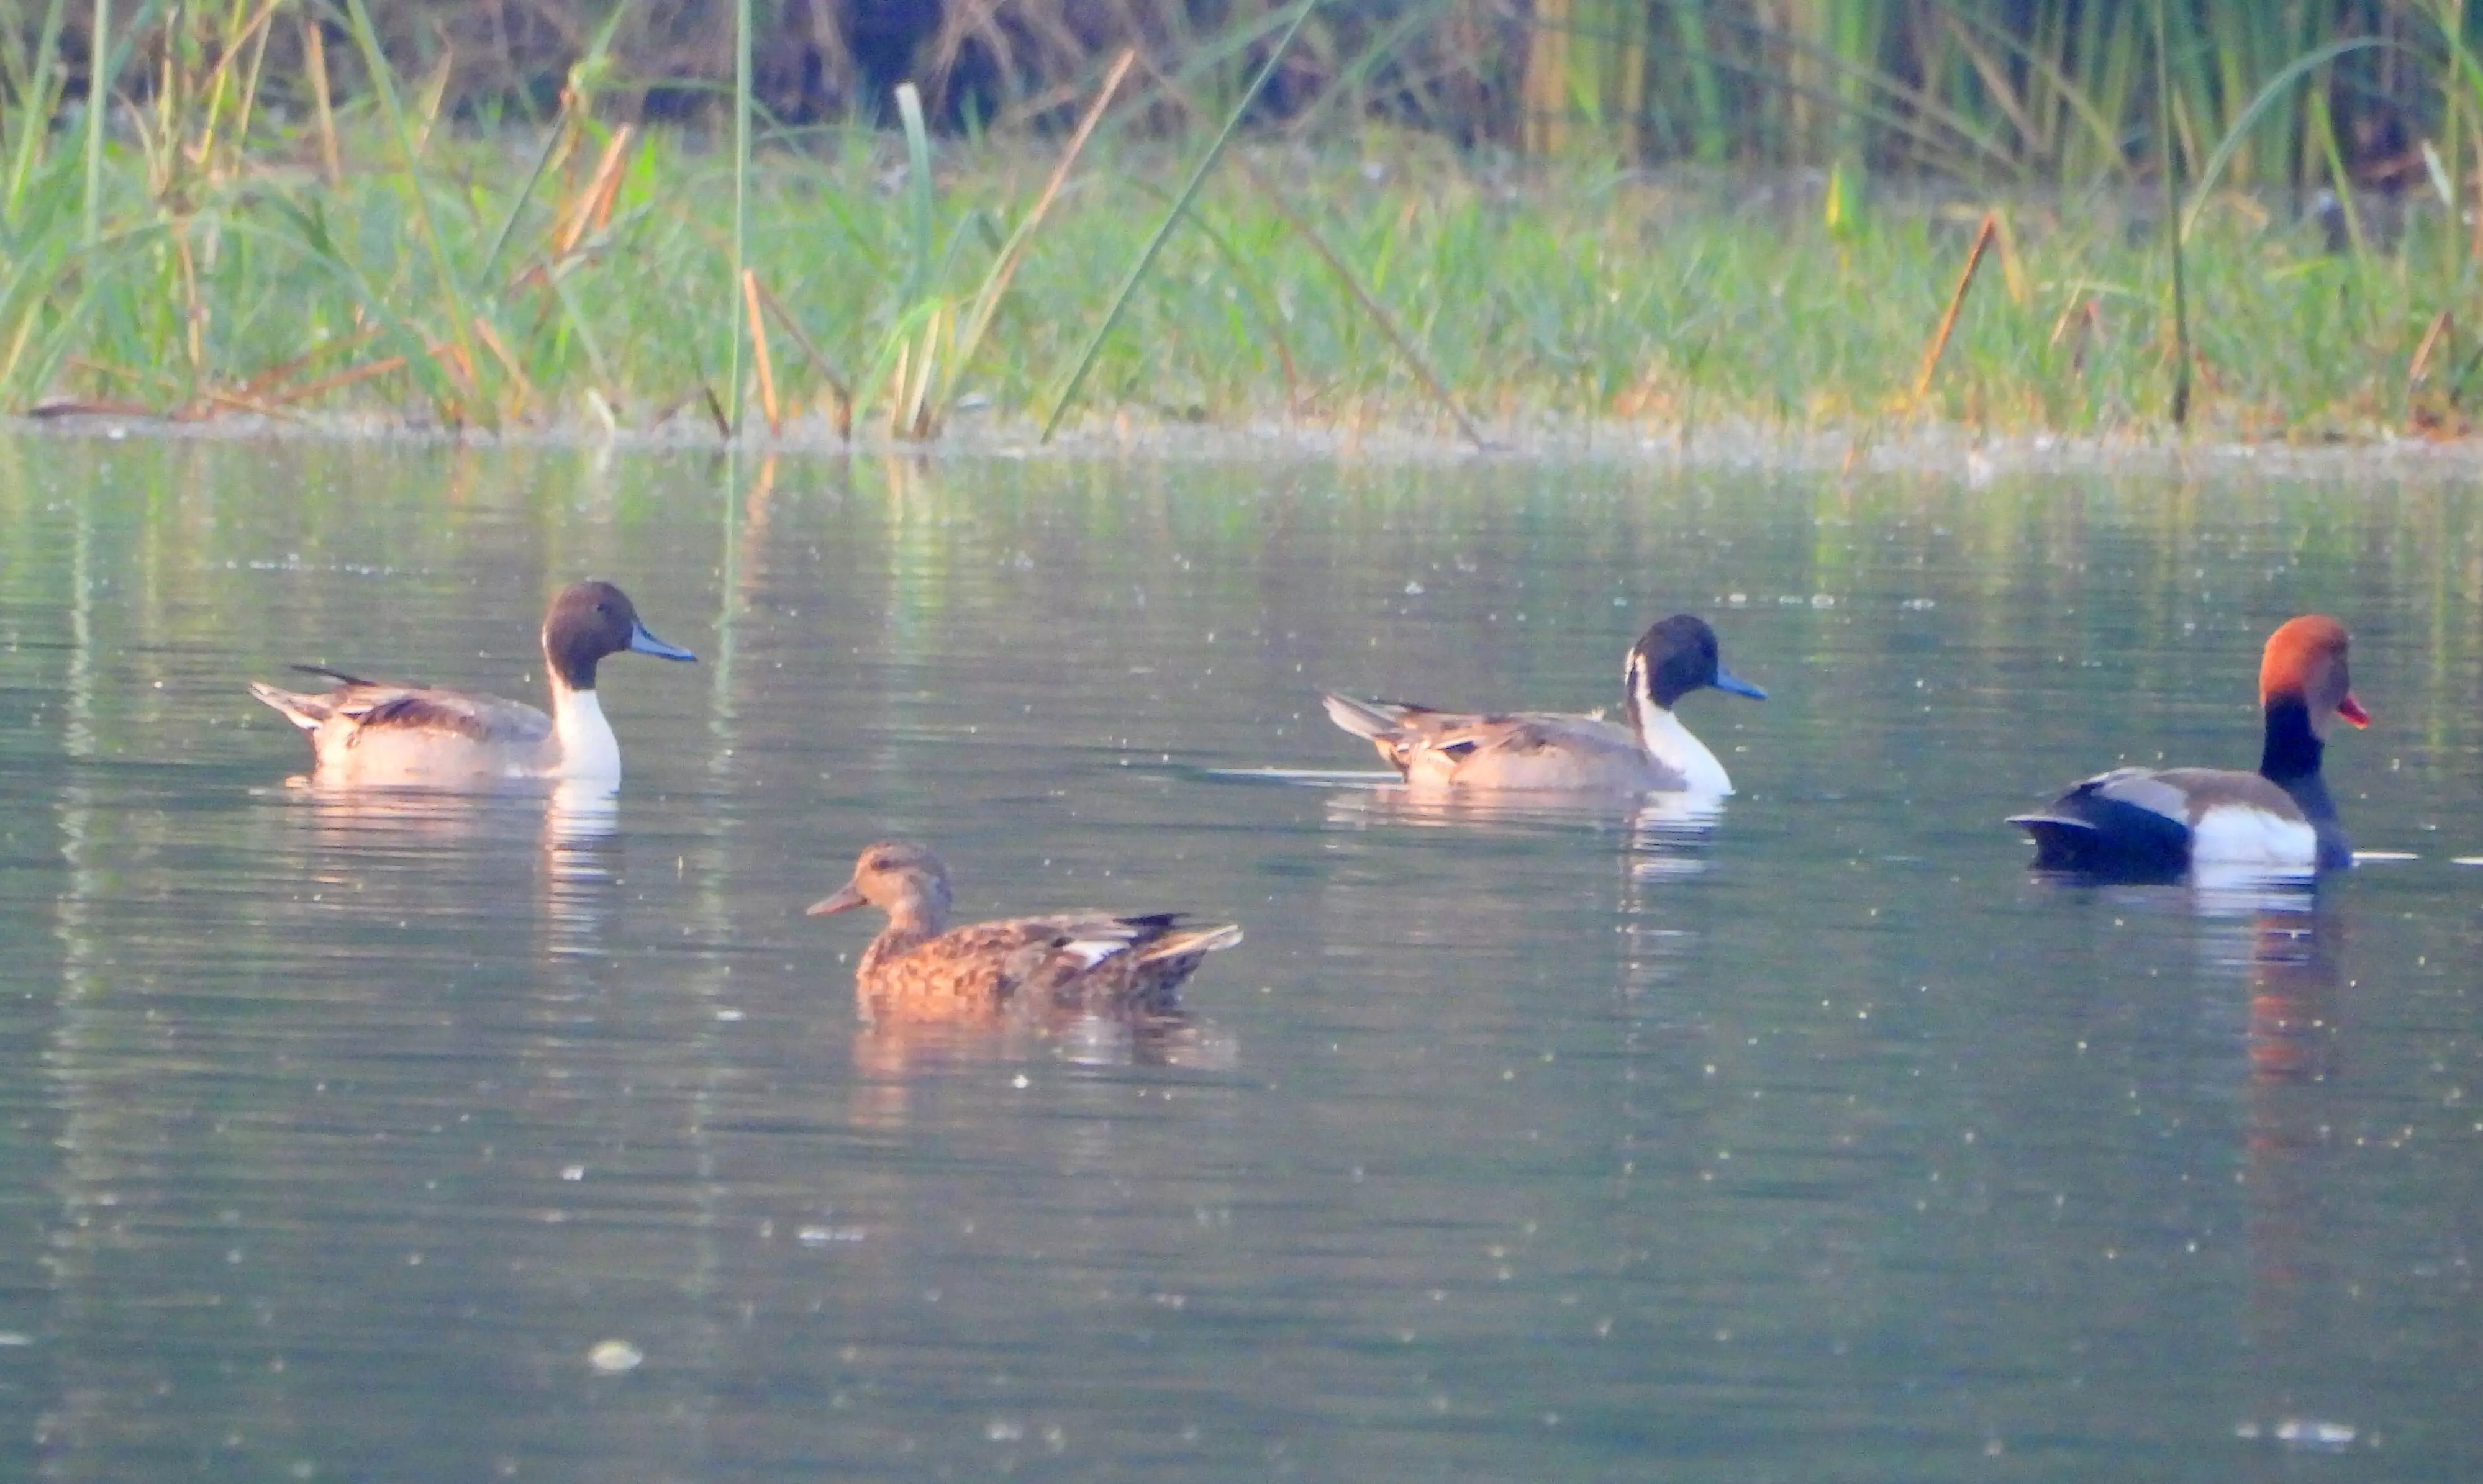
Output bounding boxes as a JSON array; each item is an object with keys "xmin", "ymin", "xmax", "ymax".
[{"xmin": 1, "ymin": 1, "xmax": 2481, "ymax": 440}]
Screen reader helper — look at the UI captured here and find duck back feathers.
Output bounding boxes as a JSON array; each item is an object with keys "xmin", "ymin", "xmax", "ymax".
[{"xmin": 809, "ymin": 841, "xmax": 1242, "ymax": 1026}]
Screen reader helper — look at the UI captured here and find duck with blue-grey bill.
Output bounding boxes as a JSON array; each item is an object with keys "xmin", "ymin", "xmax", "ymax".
[
  {"xmin": 1322, "ymin": 613, "xmax": 1766, "ymax": 795},
  {"xmin": 249, "ymin": 579, "xmax": 695, "ymax": 788}
]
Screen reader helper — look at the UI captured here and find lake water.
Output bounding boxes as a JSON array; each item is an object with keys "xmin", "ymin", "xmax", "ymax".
[{"xmin": 0, "ymin": 435, "xmax": 2477, "ymax": 1480}]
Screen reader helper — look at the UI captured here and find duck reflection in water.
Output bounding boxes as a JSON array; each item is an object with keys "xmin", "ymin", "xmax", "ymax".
[
  {"xmin": 2235, "ymin": 895, "xmax": 2363, "ymax": 1458},
  {"xmin": 846, "ymin": 1014, "xmax": 1242, "ymax": 1085},
  {"xmin": 807, "ymin": 841, "xmax": 1243, "ymax": 1067},
  {"xmin": 278, "ymin": 775, "xmax": 624, "ymax": 959},
  {"xmin": 2078, "ymin": 873, "xmax": 2358, "ymax": 1454}
]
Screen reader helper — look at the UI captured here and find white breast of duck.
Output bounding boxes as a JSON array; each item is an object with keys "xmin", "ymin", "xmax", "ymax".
[
  {"xmin": 1630, "ymin": 688, "xmax": 1734, "ymax": 794},
  {"xmin": 550, "ymin": 684, "xmax": 620, "ymax": 782}
]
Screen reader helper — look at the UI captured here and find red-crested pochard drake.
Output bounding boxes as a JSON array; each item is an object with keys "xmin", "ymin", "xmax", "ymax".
[{"xmin": 2009, "ymin": 615, "xmax": 2368, "ymax": 877}]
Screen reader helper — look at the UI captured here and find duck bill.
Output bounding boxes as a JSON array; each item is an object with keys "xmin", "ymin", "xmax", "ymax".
[
  {"xmin": 628, "ymin": 620, "xmax": 697, "ymax": 662},
  {"xmin": 2337, "ymin": 692, "xmax": 2370, "ymax": 728},
  {"xmin": 1711, "ymin": 665, "xmax": 1767, "ymax": 701},
  {"xmin": 806, "ymin": 882, "xmax": 866, "ymax": 916}
]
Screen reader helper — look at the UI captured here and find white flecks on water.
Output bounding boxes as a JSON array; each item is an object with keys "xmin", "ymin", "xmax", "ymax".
[{"xmin": 586, "ymin": 1340, "xmax": 643, "ymax": 1375}]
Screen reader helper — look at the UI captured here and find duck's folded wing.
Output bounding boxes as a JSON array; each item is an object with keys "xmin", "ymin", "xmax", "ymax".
[
  {"xmin": 1330, "ymin": 697, "xmax": 1558, "ymax": 743},
  {"xmin": 971, "ymin": 912, "xmax": 1230, "ymax": 992},
  {"xmin": 2146, "ymin": 766, "xmax": 2300, "ymax": 821},
  {"xmin": 1436, "ymin": 710, "xmax": 1635, "ymax": 759},
  {"xmin": 332, "ymin": 685, "xmax": 553, "ymax": 745}
]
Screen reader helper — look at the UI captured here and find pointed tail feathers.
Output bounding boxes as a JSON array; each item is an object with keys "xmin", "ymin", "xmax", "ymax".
[
  {"xmin": 248, "ymin": 681, "xmax": 332, "ymax": 732},
  {"xmin": 289, "ymin": 662, "xmax": 378, "ymax": 687},
  {"xmin": 1133, "ymin": 920, "xmax": 1243, "ymax": 965},
  {"xmin": 1321, "ymin": 693, "xmax": 1408, "ymax": 740}
]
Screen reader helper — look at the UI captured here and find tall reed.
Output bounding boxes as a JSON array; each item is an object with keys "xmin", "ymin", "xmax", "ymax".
[
  {"xmin": 9, "ymin": 0, "xmax": 2483, "ymax": 444},
  {"xmin": 726, "ymin": 0, "xmax": 753, "ymax": 433}
]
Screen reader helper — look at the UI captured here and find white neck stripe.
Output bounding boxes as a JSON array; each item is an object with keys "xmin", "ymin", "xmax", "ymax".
[
  {"xmin": 1631, "ymin": 660, "xmax": 1733, "ymax": 794},
  {"xmin": 552, "ymin": 680, "xmax": 622, "ymax": 783}
]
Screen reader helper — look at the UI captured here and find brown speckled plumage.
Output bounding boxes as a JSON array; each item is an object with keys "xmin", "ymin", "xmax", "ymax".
[{"xmin": 807, "ymin": 841, "xmax": 1243, "ymax": 1026}]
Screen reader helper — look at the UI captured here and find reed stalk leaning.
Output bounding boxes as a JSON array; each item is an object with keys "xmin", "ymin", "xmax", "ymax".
[{"xmin": 9, "ymin": 2, "xmax": 2483, "ymax": 443}]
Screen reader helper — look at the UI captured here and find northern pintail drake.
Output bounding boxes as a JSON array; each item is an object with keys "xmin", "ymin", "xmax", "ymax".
[
  {"xmin": 249, "ymin": 580, "xmax": 695, "ymax": 787},
  {"xmin": 2010, "ymin": 615, "xmax": 2367, "ymax": 877},
  {"xmin": 1322, "ymin": 613, "xmax": 1766, "ymax": 794},
  {"xmin": 807, "ymin": 841, "xmax": 1243, "ymax": 1025}
]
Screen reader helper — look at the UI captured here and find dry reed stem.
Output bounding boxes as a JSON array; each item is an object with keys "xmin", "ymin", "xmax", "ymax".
[
  {"xmin": 237, "ymin": 326, "xmax": 383, "ymax": 399},
  {"xmin": 2048, "ymin": 296, "xmax": 2104, "ymax": 374},
  {"xmin": 958, "ymin": 48, "xmax": 1133, "ymax": 354},
  {"xmin": 181, "ymin": 388, "xmax": 290, "ymax": 422},
  {"xmin": 1229, "ymin": 150, "xmax": 1490, "ymax": 451},
  {"xmin": 558, "ymin": 125, "xmax": 635, "ymax": 257},
  {"xmin": 748, "ymin": 276, "xmax": 851, "ymax": 438},
  {"xmin": 270, "ymin": 353, "xmax": 410, "ymax": 407},
  {"xmin": 1909, "ymin": 210, "xmax": 2000, "ymax": 410},
  {"xmin": 2408, "ymin": 309, "xmax": 2454, "ymax": 392},
  {"xmin": 189, "ymin": 0, "xmax": 286, "ymax": 156},
  {"xmin": 470, "ymin": 317, "xmax": 534, "ymax": 413},
  {"xmin": 740, "ymin": 268, "xmax": 779, "ymax": 435}
]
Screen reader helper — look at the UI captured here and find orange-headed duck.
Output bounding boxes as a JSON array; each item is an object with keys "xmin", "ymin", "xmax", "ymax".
[{"xmin": 2010, "ymin": 615, "xmax": 2367, "ymax": 876}]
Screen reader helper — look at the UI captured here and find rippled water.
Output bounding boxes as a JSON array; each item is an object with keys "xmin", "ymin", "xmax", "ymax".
[{"xmin": 1, "ymin": 437, "xmax": 2477, "ymax": 1480}]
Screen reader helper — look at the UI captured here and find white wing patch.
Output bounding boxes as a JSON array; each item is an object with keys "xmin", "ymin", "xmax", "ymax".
[
  {"xmin": 1058, "ymin": 937, "xmax": 1133, "ymax": 969},
  {"xmin": 2189, "ymin": 803, "xmax": 2318, "ymax": 866},
  {"xmin": 2089, "ymin": 769, "xmax": 2187, "ymax": 822}
]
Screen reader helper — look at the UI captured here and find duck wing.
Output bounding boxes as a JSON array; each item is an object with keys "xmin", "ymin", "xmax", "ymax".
[
  {"xmin": 1002, "ymin": 912, "xmax": 1240, "ymax": 1010},
  {"xmin": 1323, "ymin": 694, "xmax": 1635, "ymax": 780},
  {"xmin": 870, "ymin": 912, "xmax": 1241, "ymax": 1021},
  {"xmin": 250, "ymin": 671, "xmax": 551, "ymax": 747},
  {"xmin": 1432, "ymin": 710, "xmax": 1636, "ymax": 758},
  {"xmin": 337, "ymin": 686, "xmax": 552, "ymax": 745}
]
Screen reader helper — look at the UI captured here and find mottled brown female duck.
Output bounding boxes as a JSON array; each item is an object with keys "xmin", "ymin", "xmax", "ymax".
[{"xmin": 806, "ymin": 841, "xmax": 1243, "ymax": 1025}]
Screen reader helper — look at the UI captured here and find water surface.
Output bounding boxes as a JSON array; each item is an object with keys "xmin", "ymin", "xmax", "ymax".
[{"xmin": 1, "ymin": 438, "xmax": 2478, "ymax": 1480}]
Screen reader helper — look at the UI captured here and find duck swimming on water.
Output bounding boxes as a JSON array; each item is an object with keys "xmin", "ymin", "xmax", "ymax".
[
  {"xmin": 2009, "ymin": 614, "xmax": 2367, "ymax": 877},
  {"xmin": 249, "ymin": 580, "xmax": 695, "ymax": 787},
  {"xmin": 1322, "ymin": 613, "xmax": 1766, "ymax": 794},
  {"xmin": 807, "ymin": 841, "xmax": 1243, "ymax": 1025}
]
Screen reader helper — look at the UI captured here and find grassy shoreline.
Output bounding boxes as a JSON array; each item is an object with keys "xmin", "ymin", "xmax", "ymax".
[{"xmin": 24, "ymin": 118, "xmax": 2483, "ymax": 447}]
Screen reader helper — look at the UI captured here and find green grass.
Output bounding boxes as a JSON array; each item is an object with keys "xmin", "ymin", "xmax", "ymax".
[
  {"xmin": 8, "ymin": 1, "xmax": 2483, "ymax": 445},
  {"xmin": 2, "ymin": 97, "xmax": 2474, "ymax": 443}
]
